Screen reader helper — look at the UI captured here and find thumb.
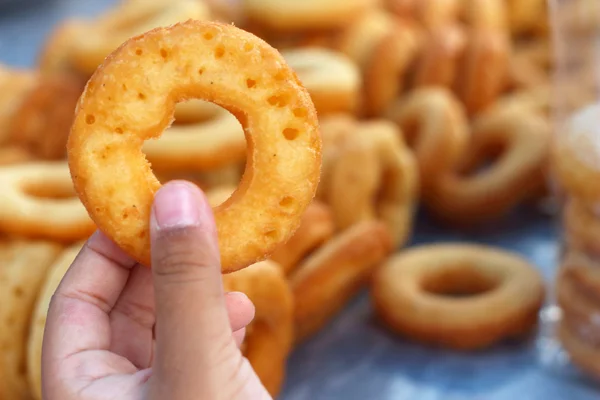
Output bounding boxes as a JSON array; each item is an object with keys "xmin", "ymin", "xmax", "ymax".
[{"xmin": 149, "ymin": 181, "xmax": 239, "ymax": 398}]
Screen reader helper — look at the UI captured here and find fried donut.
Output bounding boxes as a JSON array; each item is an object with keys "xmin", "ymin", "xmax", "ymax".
[
  {"xmin": 27, "ymin": 243, "xmax": 83, "ymax": 400},
  {"xmin": 551, "ymin": 103, "xmax": 600, "ymax": 207},
  {"xmin": 37, "ymin": 20, "xmax": 88, "ymax": 76},
  {"xmin": 68, "ymin": 21, "xmax": 322, "ymax": 272},
  {"xmin": 385, "ymin": 87, "xmax": 469, "ymax": 198},
  {"xmin": 281, "ymin": 47, "xmax": 362, "ymax": 116},
  {"xmin": 454, "ymin": 28, "xmax": 510, "ymax": 115},
  {"xmin": 410, "ymin": 23, "xmax": 466, "ymax": 89},
  {"xmin": 429, "ymin": 107, "xmax": 550, "ymax": 223},
  {"xmin": 242, "ymin": 0, "xmax": 378, "ymax": 32},
  {"xmin": 0, "ymin": 162, "xmax": 95, "ymax": 241},
  {"xmin": 0, "ymin": 66, "xmax": 37, "ymax": 145},
  {"xmin": 328, "ymin": 120, "xmax": 419, "ymax": 247},
  {"xmin": 143, "ymin": 107, "xmax": 246, "ymax": 172},
  {"xmin": 223, "ymin": 260, "xmax": 294, "ymax": 398},
  {"xmin": 372, "ymin": 244, "xmax": 545, "ymax": 350},
  {"xmin": 558, "ymin": 321, "xmax": 600, "ymax": 379},
  {"xmin": 0, "ymin": 240, "xmax": 62, "ymax": 400},
  {"xmin": 386, "ymin": 0, "xmax": 461, "ymax": 30},
  {"xmin": 270, "ymin": 200, "xmax": 335, "ymax": 275},
  {"xmin": 505, "ymin": 0, "xmax": 548, "ymax": 37},
  {"xmin": 460, "ymin": 0, "xmax": 508, "ymax": 31},
  {"xmin": 364, "ymin": 23, "xmax": 422, "ymax": 116},
  {"xmin": 563, "ymin": 199, "xmax": 600, "ymax": 259},
  {"xmin": 8, "ymin": 73, "xmax": 83, "ymax": 160},
  {"xmin": 291, "ymin": 221, "xmax": 393, "ymax": 342}
]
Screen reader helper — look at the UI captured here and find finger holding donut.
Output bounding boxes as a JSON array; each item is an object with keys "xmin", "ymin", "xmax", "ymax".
[
  {"xmin": 291, "ymin": 221, "xmax": 394, "ymax": 342},
  {"xmin": 223, "ymin": 260, "xmax": 294, "ymax": 398},
  {"xmin": 372, "ymin": 243, "xmax": 545, "ymax": 350},
  {"xmin": 67, "ymin": 20, "xmax": 322, "ymax": 272}
]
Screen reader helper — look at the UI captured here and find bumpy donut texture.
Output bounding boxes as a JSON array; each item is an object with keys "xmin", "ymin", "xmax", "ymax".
[{"xmin": 68, "ymin": 20, "xmax": 322, "ymax": 272}]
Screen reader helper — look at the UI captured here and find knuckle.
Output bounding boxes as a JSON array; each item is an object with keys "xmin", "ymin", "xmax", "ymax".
[{"xmin": 153, "ymin": 234, "xmax": 217, "ymax": 283}]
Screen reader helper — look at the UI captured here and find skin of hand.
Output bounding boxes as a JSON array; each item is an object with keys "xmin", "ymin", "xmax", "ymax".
[{"xmin": 41, "ymin": 180, "xmax": 273, "ymax": 400}]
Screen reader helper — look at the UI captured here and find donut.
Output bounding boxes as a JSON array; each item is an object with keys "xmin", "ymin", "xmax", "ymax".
[
  {"xmin": 242, "ymin": 0, "xmax": 379, "ymax": 32},
  {"xmin": 0, "ymin": 162, "xmax": 95, "ymax": 241},
  {"xmin": 385, "ymin": 87, "xmax": 469, "ymax": 198},
  {"xmin": 222, "ymin": 260, "xmax": 294, "ymax": 398},
  {"xmin": 454, "ymin": 28, "xmax": 510, "ymax": 115},
  {"xmin": 409, "ymin": 23, "xmax": 467, "ymax": 89},
  {"xmin": 505, "ymin": 0, "xmax": 548, "ymax": 37},
  {"xmin": 0, "ymin": 66, "xmax": 37, "ymax": 145},
  {"xmin": 0, "ymin": 240, "xmax": 62, "ymax": 400},
  {"xmin": 27, "ymin": 243, "xmax": 83, "ymax": 400},
  {"xmin": 551, "ymin": 103, "xmax": 600, "ymax": 207},
  {"xmin": 291, "ymin": 221, "xmax": 393, "ymax": 342},
  {"xmin": 270, "ymin": 200, "xmax": 336, "ymax": 275},
  {"xmin": 280, "ymin": 47, "xmax": 362, "ymax": 116},
  {"xmin": 328, "ymin": 119, "xmax": 419, "ymax": 247},
  {"xmin": 563, "ymin": 199, "xmax": 600, "ymax": 259},
  {"xmin": 558, "ymin": 321, "xmax": 600, "ymax": 380},
  {"xmin": 429, "ymin": 106, "xmax": 550, "ymax": 223},
  {"xmin": 386, "ymin": 0, "xmax": 461, "ymax": 30},
  {"xmin": 460, "ymin": 0, "xmax": 508, "ymax": 31},
  {"xmin": 67, "ymin": 20, "xmax": 322, "ymax": 272},
  {"xmin": 143, "ymin": 107, "xmax": 246, "ymax": 172},
  {"xmin": 372, "ymin": 244, "xmax": 545, "ymax": 350}
]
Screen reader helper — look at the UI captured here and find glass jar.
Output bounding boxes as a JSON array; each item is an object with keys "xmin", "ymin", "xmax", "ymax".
[{"xmin": 542, "ymin": 0, "xmax": 600, "ymax": 381}]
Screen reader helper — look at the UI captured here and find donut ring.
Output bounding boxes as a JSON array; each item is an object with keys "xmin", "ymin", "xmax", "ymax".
[
  {"xmin": 385, "ymin": 87, "xmax": 469, "ymax": 198},
  {"xmin": 430, "ymin": 107, "xmax": 550, "ymax": 223},
  {"xmin": 143, "ymin": 108, "xmax": 246, "ymax": 172},
  {"xmin": 68, "ymin": 21, "xmax": 322, "ymax": 272},
  {"xmin": 223, "ymin": 260, "xmax": 294, "ymax": 398},
  {"xmin": 280, "ymin": 47, "xmax": 362, "ymax": 116},
  {"xmin": 328, "ymin": 120, "xmax": 419, "ymax": 247},
  {"xmin": 0, "ymin": 162, "xmax": 95, "ymax": 241},
  {"xmin": 0, "ymin": 240, "xmax": 63, "ymax": 400},
  {"xmin": 291, "ymin": 221, "xmax": 393, "ymax": 342},
  {"xmin": 372, "ymin": 244, "xmax": 545, "ymax": 350},
  {"xmin": 27, "ymin": 242, "xmax": 83, "ymax": 400},
  {"xmin": 270, "ymin": 200, "xmax": 335, "ymax": 275}
]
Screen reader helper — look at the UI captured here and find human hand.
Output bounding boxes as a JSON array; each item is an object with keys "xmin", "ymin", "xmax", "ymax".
[{"xmin": 42, "ymin": 181, "xmax": 272, "ymax": 400}]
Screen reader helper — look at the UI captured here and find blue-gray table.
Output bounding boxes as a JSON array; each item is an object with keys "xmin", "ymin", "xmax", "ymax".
[{"xmin": 1, "ymin": 1, "xmax": 598, "ymax": 398}]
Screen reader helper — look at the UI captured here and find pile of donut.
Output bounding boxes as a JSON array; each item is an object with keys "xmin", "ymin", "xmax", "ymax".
[{"xmin": 0, "ymin": 0, "xmax": 596, "ymax": 398}]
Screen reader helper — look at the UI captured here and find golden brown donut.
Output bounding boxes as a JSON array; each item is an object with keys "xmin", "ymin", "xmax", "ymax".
[
  {"xmin": 37, "ymin": 20, "xmax": 88, "ymax": 76},
  {"xmin": 291, "ymin": 221, "xmax": 394, "ymax": 342},
  {"xmin": 68, "ymin": 20, "xmax": 322, "ymax": 272},
  {"xmin": 558, "ymin": 321, "xmax": 600, "ymax": 380},
  {"xmin": 505, "ymin": 0, "xmax": 549, "ymax": 37},
  {"xmin": 0, "ymin": 240, "xmax": 62, "ymax": 400},
  {"xmin": 281, "ymin": 47, "xmax": 362, "ymax": 116},
  {"xmin": 385, "ymin": 87, "xmax": 469, "ymax": 198},
  {"xmin": 143, "ymin": 107, "xmax": 246, "ymax": 172},
  {"xmin": 454, "ymin": 28, "xmax": 510, "ymax": 115},
  {"xmin": 27, "ymin": 242, "xmax": 83, "ymax": 400},
  {"xmin": 364, "ymin": 22, "xmax": 422, "ymax": 116},
  {"xmin": 386, "ymin": 0, "xmax": 461, "ymax": 30},
  {"xmin": 327, "ymin": 120, "xmax": 419, "ymax": 247},
  {"xmin": 0, "ymin": 162, "xmax": 95, "ymax": 241},
  {"xmin": 460, "ymin": 0, "xmax": 508, "ymax": 31},
  {"xmin": 563, "ymin": 199, "xmax": 600, "ymax": 259},
  {"xmin": 242, "ymin": 0, "xmax": 379, "ymax": 32},
  {"xmin": 270, "ymin": 200, "xmax": 336, "ymax": 275},
  {"xmin": 223, "ymin": 260, "xmax": 294, "ymax": 398},
  {"xmin": 409, "ymin": 23, "xmax": 467, "ymax": 89},
  {"xmin": 372, "ymin": 243, "xmax": 545, "ymax": 350},
  {"xmin": 429, "ymin": 106, "xmax": 550, "ymax": 223},
  {"xmin": 505, "ymin": 40, "xmax": 551, "ymax": 91},
  {"xmin": 0, "ymin": 66, "xmax": 37, "ymax": 145}
]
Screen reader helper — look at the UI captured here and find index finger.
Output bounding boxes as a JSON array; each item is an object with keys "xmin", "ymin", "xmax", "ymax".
[{"xmin": 43, "ymin": 231, "xmax": 137, "ymax": 362}]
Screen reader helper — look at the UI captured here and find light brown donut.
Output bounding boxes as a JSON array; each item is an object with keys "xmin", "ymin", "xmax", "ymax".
[
  {"xmin": 291, "ymin": 221, "xmax": 394, "ymax": 342},
  {"xmin": 454, "ymin": 28, "xmax": 510, "ymax": 115},
  {"xmin": 430, "ymin": 106, "xmax": 550, "ymax": 223},
  {"xmin": 0, "ymin": 241, "xmax": 63, "ymax": 400},
  {"xmin": 223, "ymin": 260, "xmax": 294, "ymax": 398},
  {"xmin": 386, "ymin": 0, "xmax": 461, "ymax": 30},
  {"xmin": 270, "ymin": 200, "xmax": 335, "ymax": 275},
  {"xmin": 27, "ymin": 242, "xmax": 83, "ymax": 400},
  {"xmin": 68, "ymin": 20, "xmax": 322, "ymax": 272},
  {"xmin": 558, "ymin": 321, "xmax": 600, "ymax": 379},
  {"xmin": 385, "ymin": 87, "xmax": 469, "ymax": 198},
  {"xmin": 0, "ymin": 66, "xmax": 37, "ymax": 145},
  {"xmin": 410, "ymin": 23, "xmax": 467, "ymax": 89},
  {"xmin": 281, "ymin": 47, "xmax": 362, "ymax": 116},
  {"xmin": 0, "ymin": 162, "xmax": 95, "ymax": 241},
  {"xmin": 328, "ymin": 120, "xmax": 419, "ymax": 247},
  {"xmin": 505, "ymin": 0, "xmax": 548, "ymax": 37},
  {"xmin": 372, "ymin": 243, "xmax": 545, "ymax": 350},
  {"xmin": 460, "ymin": 0, "xmax": 508, "ymax": 31},
  {"xmin": 563, "ymin": 199, "xmax": 600, "ymax": 259}
]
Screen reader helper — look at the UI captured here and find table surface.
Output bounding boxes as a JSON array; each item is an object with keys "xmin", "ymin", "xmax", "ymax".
[{"xmin": 1, "ymin": 1, "xmax": 599, "ymax": 399}]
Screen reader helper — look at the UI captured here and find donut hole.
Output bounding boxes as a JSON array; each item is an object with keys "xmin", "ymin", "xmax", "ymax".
[
  {"xmin": 21, "ymin": 180, "xmax": 77, "ymax": 200},
  {"xmin": 421, "ymin": 266, "xmax": 500, "ymax": 298}
]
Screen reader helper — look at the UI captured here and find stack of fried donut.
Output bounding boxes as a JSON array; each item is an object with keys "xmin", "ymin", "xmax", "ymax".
[{"xmin": 0, "ymin": 0, "xmax": 569, "ymax": 398}]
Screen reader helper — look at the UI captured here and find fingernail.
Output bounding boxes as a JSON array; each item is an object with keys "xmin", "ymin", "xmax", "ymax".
[{"xmin": 152, "ymin": 182, "xmax": 201, "ymax": 230}]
